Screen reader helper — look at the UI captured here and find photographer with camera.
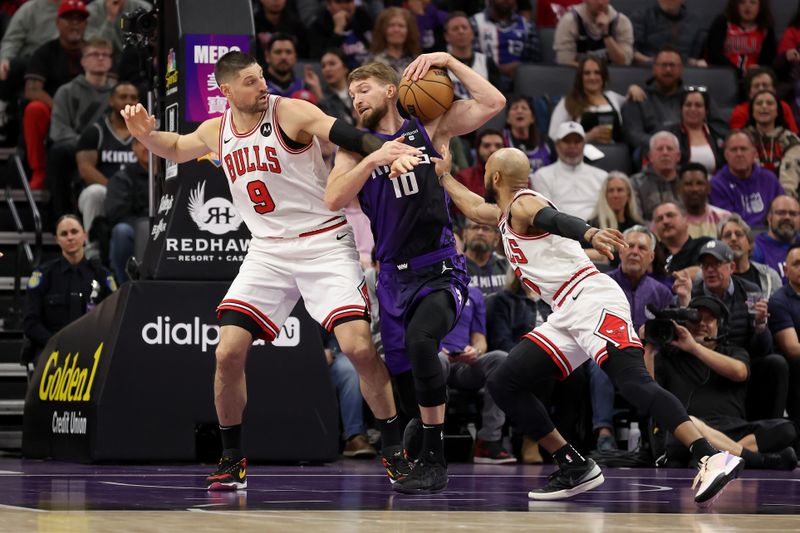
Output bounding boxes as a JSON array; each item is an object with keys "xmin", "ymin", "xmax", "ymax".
[
  {"xmin": 645, "ymin": 296, "xmax": 797, "ymax": 470},
  {"xmin": 673, "ymin": 239, "xmax": 788, "ymax": 421}
]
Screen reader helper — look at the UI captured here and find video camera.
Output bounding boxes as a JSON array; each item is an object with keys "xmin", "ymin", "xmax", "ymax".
[
  {"xmin": 643, "ymin": 306, "xmax": 699, "ymax": 346},
  {"xmin": 120, "ymin": 7, "xmax": 158, "ymax": 47}
]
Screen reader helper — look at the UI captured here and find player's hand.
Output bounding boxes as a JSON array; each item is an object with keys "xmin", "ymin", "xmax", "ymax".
[
  {"xmin": 669, "ymin": 322, "xmax": 697, "ymax": 352},
  {"xmin": 403, "ymin": 52, "xmax": 451, "ymax": 81},
  {"xmin": 389, "ymin": 155, "xmax": 420, "ymax": 178},
  {"xmin": 370, "ymin": 137, "xmax": 420, "ymax": 169},
  {"xmin": 121, "ymin": 103, "xmax": 156, "ymax": 139},
  {"xmin": 589, "ymin": 228, "xmax": 625, "ymax": 261},
  {"xmin": 430, "ymin": 143, "xmax": 452, "ymax": 179}
]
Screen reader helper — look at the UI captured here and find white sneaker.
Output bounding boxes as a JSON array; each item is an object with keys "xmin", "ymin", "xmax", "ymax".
[{"xmin": 692, "ymin": 451, "xmax": 744, "ymax": 507}]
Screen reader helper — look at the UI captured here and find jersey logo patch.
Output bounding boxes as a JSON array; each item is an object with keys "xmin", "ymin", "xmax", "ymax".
[
  {"xmin": 188, "ymin": 180, "xmax": 243, "ymax": 235},
  {"xmin": 260, "ymin": 123, "xmax": 272, "ymax": 137},
  {"xmin": 593, "ymin": 310, "xmax": 636, "ymax": 348}
]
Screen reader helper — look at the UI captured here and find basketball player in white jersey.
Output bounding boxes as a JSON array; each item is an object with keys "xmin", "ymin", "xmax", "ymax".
[
  {"xmin": 422, "ymin": 144, "xmax": 745, "ymax": 506},
  {"xmin": 121, "ymin": 51, "xmax": 420, "ymax": 490}
]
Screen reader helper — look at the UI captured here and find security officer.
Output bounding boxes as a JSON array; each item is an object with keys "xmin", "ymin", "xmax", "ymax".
[{"xmin": 22, "ymin": 214, "xmax": 116, "ymax": 365}]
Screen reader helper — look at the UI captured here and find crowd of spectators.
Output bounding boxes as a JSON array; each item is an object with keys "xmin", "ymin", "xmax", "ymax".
[{"xmin": 8, "ymin": 0, "xmax": 800, "ymax": 466}]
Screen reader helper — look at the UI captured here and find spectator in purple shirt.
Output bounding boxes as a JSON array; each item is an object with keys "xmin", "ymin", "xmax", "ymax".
[
  {"xmin": 753, "ymin": 195, "xmax": 800, "ymax": 280},
  {"xmin": 436, "ymin": 286, "xmax": 515, "ymax": 464},
  {"xmin": 710, "ymin": 130, "xmax": 785, "ymax": 228},
  {"xmin": 590, "ymin": 225, "xmax": 673, "ymax": 451}
]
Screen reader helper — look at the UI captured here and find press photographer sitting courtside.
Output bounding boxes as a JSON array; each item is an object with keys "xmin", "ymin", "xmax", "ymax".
[{"xmin": 644, "ymin": 296, "xmax": 797, "ymax": 470}]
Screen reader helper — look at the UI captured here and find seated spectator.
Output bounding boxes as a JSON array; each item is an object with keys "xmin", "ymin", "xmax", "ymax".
[
  {"xmin": 631, "ymin": 0, "xmax": 707, "ymax": 67},
  {"xmin": 536, "ymin": 0, "xmax": 582, "ymax": 28},
  {"xmin": 648, "ymin": 295, "xmax": 797, "ymax": 470},
  {"xmin": 719, "ymin": 213, "xmax": 783, "ymax": 296},
  {"xmin": 678, "ymin": 162, "xmax": 731, "ymax": 239},
  {"xmin": 262, "ymin": 33, "xmax": 318, "ymax": 99},
  {"xmin": 366, "ymin": 7, "xmax": 420, "ymax": 76},
  {"xmin": 651, "ymin": 201, "xmax": 712, "ymax": 284},
  {"xmin": 47, "ymin": 37, "xmax": 114, "ymax": 225},
  {"xmin": 631, "ymin": 131, "xmax": 683, "ymax": 220},
  {"xmin": 670, "ymin": 88, "xmax": 726, "ymax": 174},
  {"xmin": 710, "ymin": 130, "xmax": 785, "ymax": 228},
  {"xmin": 768, "ymin": 244, "xmax": 800, "ymax": 426},
  {"xmin": 436, "ymin": 286, "xmax": 515, "ymax": 464},
  {"xmin": 592, "ymin": 225, "xmax": 672, "ymax": 451},
  {"xmin": 622, "ymin": 46, "xmax": 729, "ymax": 155},
  {"xmin": 729, "ymin": 67, "xmax": 798, "ymax": 133},
  {"xmin": 532, "ymin": 121, "xmax": 606, "ymax": 220},
  {"xmin": 746, "ymin": 90, "xmax": 800, "ymax": 188},
  {"xmin": 454, "ymin": 128, "xmax": 504, "ymax": 204},
  {"xmin": 22, "ymin": 0, "xmax": 89, "ymax": 190},
  {"xmin": 548, "ymin": 56, "xmax": 639, "ymax": 145},
  {"xmin": 76, "ymin": 81, "xmax": 139, "ymax": 260},
  {"xmin": 585, "ymin": 172, "xmax": 644, "ymax": 264},
  {"xmin": 322, "ymin": 330, "xmax": 378, "ymax": 458},
  {"xmin": 706, "ymin": 0, "xmax": 777, "ymax": 78},
  {"xmin": 674, "ymin": 239, "xmax": 787, "ymax": 421},
  {"xmin": 252, "ymin": 0, "xmax": 308, "ymax": 58},
  {"xmin": 22, "ymin": 214, "xmax": 115, "ymax": 363},
  {"xmin": 308, "ymin": 0, "xmax": 373, "ymax": 69},
  {"xmin": 553, "ymin": 0, "xmax": 634, "ymax": 66},
  {"xmin": 463, "ymin": 218, "xmax": 509, "ymax": 297},
  {"xmin": 408, "ymin": 0, "xmax": 448, "ymax": 53},
  {"xmin": 443, "ymin": 11, "xmax": 499, "ymax": 100},
  {"xmin": 503, "ymin": 96, "xmax": 554, "ymax": 178},
  {"xmin": 317, "ymin": 48, "xmax": 356, "ymax": 125},
  {"xmin": 104, "ymin": 138, "xmax": 148, "ymax": 283},
  {"xmin": 753, "ymin": 195, "xmax": 800, "ymax": 279},
  {"xmin": 470, "ymin": 0, "xmax": 541, "ymax": 92}
]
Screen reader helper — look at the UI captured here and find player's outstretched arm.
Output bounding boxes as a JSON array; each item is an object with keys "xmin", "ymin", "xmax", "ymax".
[
  {"xmin": 432, "ymin": 143, "xmax": 500, "ymax": 226},
  {"xmin": 120, "ymin": 103, "xmax": 217, "ymax": 163},
  {"xmin": 404, "ymin": 53, "xmax": 506, "ymax": 138}
]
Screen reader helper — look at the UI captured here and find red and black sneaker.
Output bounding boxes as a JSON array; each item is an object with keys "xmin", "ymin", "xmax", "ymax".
[
  {"xmin": 206, "ymin": 456, "xmax": 247, "ymax": 491},
  {"xmin": 381, "ymin": 445, "xmax": 413, "ymax": 484}
]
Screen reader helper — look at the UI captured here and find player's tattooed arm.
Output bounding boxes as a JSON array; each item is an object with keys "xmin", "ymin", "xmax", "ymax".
[{"xmin": 432, "ymin": 143, "xmax": 501, "ymax": 225}]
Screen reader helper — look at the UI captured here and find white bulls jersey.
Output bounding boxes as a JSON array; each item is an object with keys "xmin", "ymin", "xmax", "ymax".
[
  {"xmin": 218, "ymin": 95, "xmax": 344, "ymax": 239},
  {"xmin": 499, "ymin": 189, "xmax": 600, "ymax": 308}
]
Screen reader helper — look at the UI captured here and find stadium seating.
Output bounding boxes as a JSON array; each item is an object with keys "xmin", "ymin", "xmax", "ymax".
[{"xmin": 588, "ymin": 142, "xmax": 633, "ymax": 175}]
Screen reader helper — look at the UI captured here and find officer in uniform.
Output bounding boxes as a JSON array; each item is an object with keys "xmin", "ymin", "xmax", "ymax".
[{"xmin": 22, "ymin": 214, "xmax": 116, "ymax": 365}]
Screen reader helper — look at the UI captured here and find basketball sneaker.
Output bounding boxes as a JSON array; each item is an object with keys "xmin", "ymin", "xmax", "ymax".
[
  {"xmin": 692, "ymin": 451, "xmax": 744, "ymax": 507},
  {"xmin": 528, "ymin": 458, "xmax": 604, "ymax": 500},
  {"xmin": 206, "ymin": 456, "xmax": 247, "ymax": 491},
  {"xmin": 402, "ymin": 418, "xmax": 423, "ymax": 462},
  {"xmin": 381, "ymin": 445, "xmax": 413, "ymax": 484},
  {"xmin": 392, "ymin": 458, "xmax": 448, "ymax": 494},
  {"xmin": 474, "ymin": 439, "xmax": 517, "ymax": 464}
]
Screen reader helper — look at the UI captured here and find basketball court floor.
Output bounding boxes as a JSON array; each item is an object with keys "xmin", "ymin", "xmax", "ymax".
[{"xmin": 0, "ymin": 457, "xmax": 798, "ymax": 532}]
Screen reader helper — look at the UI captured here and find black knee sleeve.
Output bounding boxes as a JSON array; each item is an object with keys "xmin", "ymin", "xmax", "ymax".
[
  {"xmin": 755, "ymin": 420, "xmax": 798, "ymax": 453},
  {"xmin": 487, "ymin": 340, "xmax": 562, "ymax": 440},
  {"xmin": 600, "ymin": 345, "xmax": 690, "ymax": 433}
]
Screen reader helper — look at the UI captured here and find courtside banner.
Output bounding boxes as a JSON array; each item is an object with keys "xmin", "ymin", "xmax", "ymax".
[
  {"xmin": 23, "ymin": 281, "xmax": 338, "ymax": 462},
  {"xmin": 184, "ymin": 34, "xmax": 251, "ymax": 123}
]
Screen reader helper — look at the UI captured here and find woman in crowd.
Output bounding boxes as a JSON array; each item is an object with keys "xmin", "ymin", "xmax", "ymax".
[
  {"xmin": 585, "ymin": 172, "xmax": 643, "ymax": 263},
  {"xmin": 548, "ymin": 56, "xmax": 640, "ymax": 144},
  {"xmin": 707, "ymin": 0, "xmax": 777, "ymax": 78},
  {"xmin": 729, "ymin": 67, "xmax": 798, "ymax": 132},
  {"xmin": 316, "ymin": 48, "xmax": 357, "ymax": 125},
  {"xmin": 745, "ymin": 90, "xmax": 800, "ymax": 192},
  {"xmin": 366, "ymin": 7, "xmax": 421, "ymax": 76},
  {"xmin": 670, "ymin": 88, "xmax": 726, "ymax": 173},
  {"xmin": 503, "ymin": 96, "xmax": 554, "ymax": 179}
]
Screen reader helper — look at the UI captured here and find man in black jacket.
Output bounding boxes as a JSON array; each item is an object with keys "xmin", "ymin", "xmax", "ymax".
[
  {"xmin": 674, "ymin": 239, "xmax": 789, "ymax": 420},
  {"xmin": 104, "ymin": 136, "xmax": 147, "ymax": 283}
]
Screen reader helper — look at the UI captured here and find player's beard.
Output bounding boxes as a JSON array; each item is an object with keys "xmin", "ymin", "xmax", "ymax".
[
  {"xmin": 361, "ymin": 101, "xmax": 389, "ymax": 130},
  {"xmin": 243, "ymin": 93, "xmax": 269, "ymax": 114},
  {"xmin": 484, "ymin": 181, "xmax": 497, "ymax": 204}
]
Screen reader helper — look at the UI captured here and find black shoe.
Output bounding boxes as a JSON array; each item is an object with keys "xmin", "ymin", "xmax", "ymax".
[
  {"xmin": 206, "ymin": 456, "xmax": 247, "ymax": 490},
  {"xmin": 528, "ymin": 459, "xmax": 604, "ymax": 500},
  {"xmin": 764, "ymin": 447, "xmax": 798, "ymax": 470},
  {"xmin": 381, "ymin": 445, "xmax": 413, "ymax": 484},
  {"xmin": 392, "ymin": 458, "xmax": 448, "ymax": 494},
  {"xmin": 403, "ymin": 418, "xmax": 422, "ymax": 462}
]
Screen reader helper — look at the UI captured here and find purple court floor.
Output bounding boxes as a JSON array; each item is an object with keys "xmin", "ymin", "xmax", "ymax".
[{"xmin": 0, "ymin": 457, "xmax": 798, "ymax": 514}]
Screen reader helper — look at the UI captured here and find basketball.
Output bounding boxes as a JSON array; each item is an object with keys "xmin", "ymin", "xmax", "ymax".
[{"xmin": 398, "ymin": 67, "xmax": 454, "ymax": 122}]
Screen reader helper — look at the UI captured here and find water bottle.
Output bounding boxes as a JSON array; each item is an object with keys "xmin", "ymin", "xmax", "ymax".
[
  {"xmin": 86, "ymin": 280, "xmax": 100, "ymax": 313},
  {"xmin": 627, "ymin": 421, "xmax": 641, "ymax": 452}
]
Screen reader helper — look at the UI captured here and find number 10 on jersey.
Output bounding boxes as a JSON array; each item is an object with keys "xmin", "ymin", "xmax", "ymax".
[{"xmin": 390, "ymin": 171, "xmax": 419, "ymax": 199}]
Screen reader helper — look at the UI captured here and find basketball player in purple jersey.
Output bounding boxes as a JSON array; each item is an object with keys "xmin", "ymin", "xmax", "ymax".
[{"xmin": 325, "ymin": 53, "xmax": 506, "ymax": 493}]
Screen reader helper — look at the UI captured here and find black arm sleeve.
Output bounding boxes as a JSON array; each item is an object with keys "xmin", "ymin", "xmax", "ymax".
[
  {"xmin": 533, "ymin": 206, "xmax": 592, "ymax": 243},
  {"xmin": 328, "ymin": 118, "xmax": 383, "ymax": 157}
]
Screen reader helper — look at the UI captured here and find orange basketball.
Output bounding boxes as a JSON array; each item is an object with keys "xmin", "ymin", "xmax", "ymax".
[{"xmin": 398, "ymin": 67, "xmax": 454, "ymax": 122}]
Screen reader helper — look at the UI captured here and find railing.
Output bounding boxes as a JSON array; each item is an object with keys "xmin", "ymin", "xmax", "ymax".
[{"xmin": 4, "ymin": 154, "xmax": 43, "ymax": 329}]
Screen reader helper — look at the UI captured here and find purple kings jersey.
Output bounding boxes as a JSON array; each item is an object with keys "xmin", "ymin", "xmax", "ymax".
[{"xmin": 358, "ymin": 119, "xmax": 456, "ymax": 263}]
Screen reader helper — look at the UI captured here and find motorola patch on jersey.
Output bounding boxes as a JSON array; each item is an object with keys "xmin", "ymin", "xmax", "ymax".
[{"xmin": 260, "ymin": 123, "xmax": 273, "ymax": 137}]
